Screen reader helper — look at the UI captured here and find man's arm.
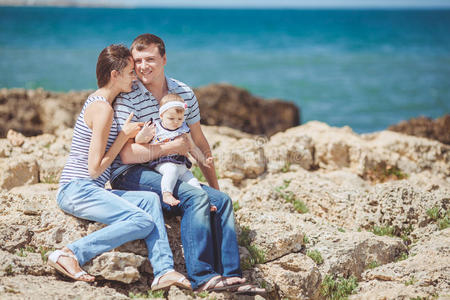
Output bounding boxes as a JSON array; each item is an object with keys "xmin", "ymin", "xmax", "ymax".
[
  {"xmin": 189, "ymin": 121, "xmax": 219, "ymax": 190},
  {"xmin": 120, "ymin": 135, "xmax": 191, "ymax": 164}
]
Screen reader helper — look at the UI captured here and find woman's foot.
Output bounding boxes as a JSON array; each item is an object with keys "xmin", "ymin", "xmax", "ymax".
[
  {"xmin": 151, "ymin": 270, "xmax": 191, "ymax": 291},
  {"xmin": 47, "ymin": 247, "xmax": 95, "ymax": 282},
  {"xmin": 162, "ymin": 192, "xmax": 180, "ymax": 206}
]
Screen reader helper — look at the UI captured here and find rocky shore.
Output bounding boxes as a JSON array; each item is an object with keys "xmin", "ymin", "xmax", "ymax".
[
  {"xmin": 1, "ymin": 118, "xmax": 449, "ymax": 299},
  {"xmin": 0, "ymin": 85, "xmax": 299, "ymax": 138},
  {"xmin": 0, "ymin": 88, "xmax": 449, "ymax": 299},
  {"xmin": 388, "ymin": 115, "xmax": 450, "ymax": 145}
]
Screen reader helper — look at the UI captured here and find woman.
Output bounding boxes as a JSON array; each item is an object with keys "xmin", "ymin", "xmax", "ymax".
[{"xmin": 48, "ymin": 44, "xmax": 190, "ymax": 291}]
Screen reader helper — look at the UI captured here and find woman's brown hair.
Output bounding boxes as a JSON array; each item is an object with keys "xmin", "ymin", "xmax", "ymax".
[{"xmin": 96, "ymin": 44, "xmax": 131, "ymax": 88}]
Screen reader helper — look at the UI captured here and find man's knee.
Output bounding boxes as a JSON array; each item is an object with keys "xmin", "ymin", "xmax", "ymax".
[
  {"xmin": 184, "ymin": 188, "xmax": 209, "ymax": 210},
  {"xmin": 213, "ymin": 190, "xmax": 232, "ymax": 209}
]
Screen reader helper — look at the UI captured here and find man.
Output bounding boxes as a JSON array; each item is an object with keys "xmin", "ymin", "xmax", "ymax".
[{"xmin": 111, "ymin": 34, "xmax": 263, "ymax": 294}]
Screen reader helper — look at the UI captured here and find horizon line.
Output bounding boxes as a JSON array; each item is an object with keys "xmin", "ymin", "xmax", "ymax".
[{"xmin": 2, "ymin": 4, "xmax": 450, "ymax": 9}]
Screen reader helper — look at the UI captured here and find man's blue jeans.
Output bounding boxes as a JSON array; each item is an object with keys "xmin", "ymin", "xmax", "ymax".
[
  {"xmin": 111, "ymin": 165, "xmax": 242, "ymax": 289},
  {"xmin": 57, "ymin": 178, "xmax": 174, "ymax": 278}
]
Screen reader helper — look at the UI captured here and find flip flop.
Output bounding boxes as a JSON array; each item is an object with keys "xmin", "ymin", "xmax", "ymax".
[
  {"xmin": 47, "ymin": 250, "xmax": 94, "ymax": 282},
  {"xmin": 197, "ymin": 276, "xmax": 247, "ymax": 292},
  {"xmin": 151, "ymin": 270, "xmax": 192, "ymax": 291},
  {"xmin": 234, "ymin": 284, "xmax": 267, "ymax": 296}
]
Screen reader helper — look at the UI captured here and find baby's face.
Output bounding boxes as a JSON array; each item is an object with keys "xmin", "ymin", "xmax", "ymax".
[{"xmin": 161, "ymin": 108, "xmax": 184, "ymax": 130}]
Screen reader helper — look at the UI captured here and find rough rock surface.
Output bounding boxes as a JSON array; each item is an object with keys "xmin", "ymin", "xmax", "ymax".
[
  {"xmin": 351, "ymin": 228, "xmax": 450, "ymax": 299},
  {"xmin": 388, "ymin": 114, "xmax": 450, "ymax": 145},
  {"xmin": 0, "ymin": 86, "xmax": 299, "ymax": 138},
  {"xmin": 1, "ymin": 119, "xmax": 449, "ymax": 299}
]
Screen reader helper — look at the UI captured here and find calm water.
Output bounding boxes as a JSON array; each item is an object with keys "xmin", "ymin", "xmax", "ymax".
[{"xmin": 1, "ymin": 6, "xmax": 449, "ymax": 132}]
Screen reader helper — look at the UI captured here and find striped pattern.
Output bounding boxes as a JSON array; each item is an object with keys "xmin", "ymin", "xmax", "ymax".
[
  {"xmin": 111, "ymin": 77, "xmax": 201, "ymax": 179},
  {"xmin": 59, "ymin": 95, "xmax": 119, "ymax": 187}
]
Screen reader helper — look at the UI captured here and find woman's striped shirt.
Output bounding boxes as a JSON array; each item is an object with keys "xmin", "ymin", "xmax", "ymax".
[{"xmin": 59, "ymin": 95, "xmax": 118, "ymax": 187}]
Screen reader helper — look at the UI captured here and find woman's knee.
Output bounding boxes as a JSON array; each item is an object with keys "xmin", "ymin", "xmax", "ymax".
[
  {"xmin": 138, "ymin": 192, "xmax": 162, "ymax": 212},
  {"xmin": 130, "ymin": 211, "xmax": 155, "ymax": 238}
]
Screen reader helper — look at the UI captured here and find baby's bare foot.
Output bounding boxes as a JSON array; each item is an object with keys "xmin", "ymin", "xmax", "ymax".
[
  {"xmin": 163, "ymin": 192, "xmax": 180, "ymax": 206},
  {"xmin": 210, "ymin": 205, "xmax": 217, "ymax": 212}
]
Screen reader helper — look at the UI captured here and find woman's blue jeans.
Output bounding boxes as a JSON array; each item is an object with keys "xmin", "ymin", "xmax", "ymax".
[
  {"xmin": 57, "ymin": 178, "xmax": 174, "ymax": 278},
  {"xmin": 111, "ymin": 165, "xmax": 242, "ymax": 289}
]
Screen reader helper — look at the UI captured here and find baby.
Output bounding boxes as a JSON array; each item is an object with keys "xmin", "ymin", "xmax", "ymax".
[{"xmin": 135, "ymin": 93, "xmax": 215, "ymax": 210}]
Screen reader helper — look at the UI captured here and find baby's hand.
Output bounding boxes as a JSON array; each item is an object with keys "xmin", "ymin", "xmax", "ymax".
[
  {"xmin": 135, "ymin": 121, "xmax": 155, "ymax": 143},
  {"xmin": 201, "ymin": 156, "xmax": 214, "ymax": 168}
]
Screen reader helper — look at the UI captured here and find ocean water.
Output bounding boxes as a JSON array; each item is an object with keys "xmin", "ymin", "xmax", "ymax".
[{"xmin": 0, "ymin": 6, "xmax": 449, "ymax": 133}]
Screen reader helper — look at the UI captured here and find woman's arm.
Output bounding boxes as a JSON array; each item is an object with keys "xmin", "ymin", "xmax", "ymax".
[{"xmin": 86, "ymin": 101, "xmax": 141, "ymax": 178}]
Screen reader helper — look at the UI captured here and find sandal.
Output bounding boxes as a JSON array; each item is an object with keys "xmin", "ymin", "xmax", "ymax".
[
  {"xmin": 47, "ymin": 250, "xmax": 94, "ymax": 282},
  {"xmin": 151, "ymin": 270, "xmax": 192, "ymax": 291},
  {"xmin": 234, "ymin": 284, "xmax": 267, "ymax": 296},
  {"xmin": 197, "ymin": 275, "xmax": 247, "ymax": 292}
]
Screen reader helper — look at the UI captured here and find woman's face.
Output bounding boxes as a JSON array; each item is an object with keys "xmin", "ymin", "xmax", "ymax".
[{"xmin": 117, "ymin": 58, "xmax": 136, "ymax": 93}]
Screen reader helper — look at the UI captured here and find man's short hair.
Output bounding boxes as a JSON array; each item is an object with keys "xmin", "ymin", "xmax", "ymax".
[{"xmin": 131, "ymin": 33, "xmax": 166, "ymax": 57}]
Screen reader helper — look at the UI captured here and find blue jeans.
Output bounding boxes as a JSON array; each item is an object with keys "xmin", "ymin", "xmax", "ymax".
[
  {"xmin": 111, "ymin": 165, "xmax": 242, "ymax": 289},
  {"xmin": 57, "ymin": 178, "xmax": 174, "ymax": 278}
]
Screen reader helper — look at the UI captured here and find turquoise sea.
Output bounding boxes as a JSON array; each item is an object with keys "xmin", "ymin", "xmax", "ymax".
[{"xmin": 0, "ymin": 6, "xmax": 449, "ymax": 133}]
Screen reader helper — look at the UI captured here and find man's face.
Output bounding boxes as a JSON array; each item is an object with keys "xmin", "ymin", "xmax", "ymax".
[{"xmin": 132, "ymin": 44, "xmax": 166, "ymax": 86}]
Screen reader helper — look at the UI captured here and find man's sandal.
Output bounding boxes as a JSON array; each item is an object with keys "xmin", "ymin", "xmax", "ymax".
[
  {"xmin": 47, "ymin": 250, "xmax": 94, "ymax": 282},
  {"xmin": 197, "ymin": 276, "xmax": 247, "ymax": 292},
  {"xmin": 234, "ymin": 284, "xmax": 267, "ymax": 296},
  {"xmin": 151, "ymin": 270, "xmax": 192, "ymax": 291}
]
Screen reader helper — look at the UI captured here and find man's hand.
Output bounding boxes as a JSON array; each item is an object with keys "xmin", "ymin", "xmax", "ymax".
[{"xmin": 169, "ymin": 133, "xmax": 191, "ymax": 156}]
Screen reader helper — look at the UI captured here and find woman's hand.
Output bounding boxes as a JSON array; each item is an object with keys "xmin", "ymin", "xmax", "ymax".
[{"xmin": 121, "ymin": 112, "xmax": 144, "ymax": 139}]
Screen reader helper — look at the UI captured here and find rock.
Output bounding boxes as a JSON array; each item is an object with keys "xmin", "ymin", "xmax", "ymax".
[
  {"xmin": 215, "ymin": 138, "xmax": 266, "ymax": 183},
  {"xmin": 0, "ymin": 250, "xmax": 51, "ymax": 277},
  {"xmin": 388, "ymin": 114, "xmax": 450, "ymax": 145},
  {"xmin": 363, "ymin": 130, "xmax": 450, "ymax": 178},
  {"xmin": 352, "ymin": 229, "xmax": 450, "ymax": 299},
  {"xmin": 264, "ymin": 132, "xmax": 314, "ymax": 172},
  {"xmin": 0, "ymin": 224, "xmax": 34, "ymax": 253},
  {"xmin": 0, "ymin": 274, "xmax": 128, "ymax": 299},
  {"xmin": 194, "ymin": 83, "xmax": 300, "ymax": 137},
  {"xmin": 0, "ymin": 87, "xmax": 299, "ymax": 138},
  {"xmin": 290, "ymin": 215, "xmax": 407, "ymax": 279},
  {"xmin": 352, "ymin": 181, "xmax": 447, "ymax": 239},
  {"xmin": 0, "ymin": 88, "xmax": 44, "ymax": 137},
  {"xmin": 236, "ymin": 209, "xmax": 304, "ymax": 261},
  {"xmin": 0, "ymin": 156, "xmax": 38, "ymax": 190},
  {"xmin": 84, "ymin": 252, "xmax": 147, "ymax": 284},
  {"xmin": 6, "ymin": 129, "xmax": 25, "ymax": 147},
  {"xmin": 256, "ymin": 253, "xmax": 322, "ymax": 300},
  {"xmin": 0, "ymin": 118, "xmax": 449, "ymax": 300},
  {"xmin": 0, "ymin": 139, "xmax": 12, "ymax": 157}
]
